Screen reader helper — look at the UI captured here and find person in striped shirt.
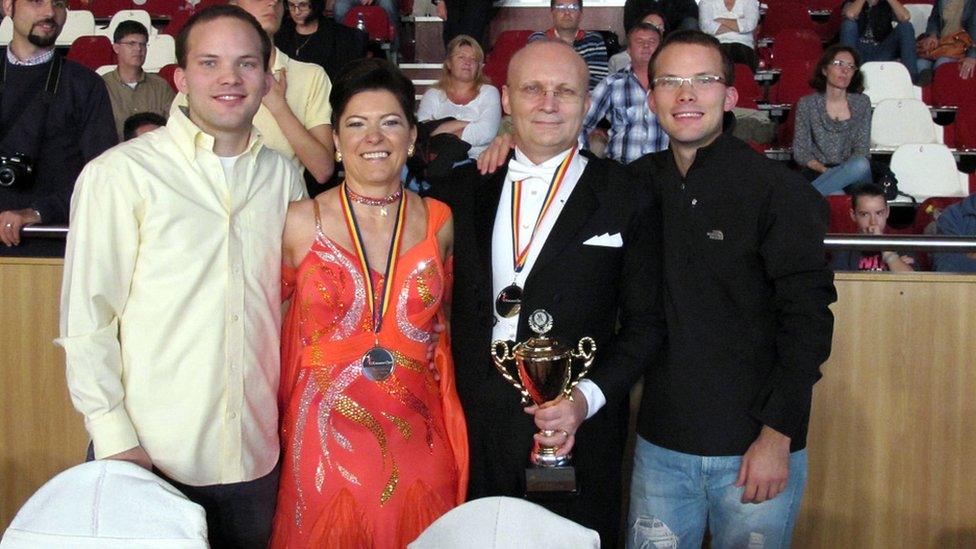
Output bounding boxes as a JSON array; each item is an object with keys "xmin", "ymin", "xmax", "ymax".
[
  {"xmin": 583, "ymin": 22, "xmax": 669, "ymax": 164},
  {"xmin": 528, "ymin": 0, "xmax": 609, "ymax": 90}
]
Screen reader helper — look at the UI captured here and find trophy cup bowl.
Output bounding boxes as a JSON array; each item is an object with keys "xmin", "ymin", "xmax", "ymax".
[{"xmin": 490, "ymin": 309, "xmax": 596, "ymax": 494}]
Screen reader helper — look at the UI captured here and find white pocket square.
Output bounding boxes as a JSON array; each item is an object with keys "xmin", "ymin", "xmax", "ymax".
[{"xmin": 583, "ymin": 232, "xmax": 623, "ymax": 248}]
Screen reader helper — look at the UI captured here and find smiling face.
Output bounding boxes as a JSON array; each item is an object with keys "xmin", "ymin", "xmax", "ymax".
[
  {"xmin": 175, "ymin": 16, "xmax": 271, "ymax": 143},
  {"xmin": 334, "ymin": 89, "xmax": 417, "ymax": 189},
  {"xmin": 5, "ymin": 0, "xmax": 67, "ymax": 52},
  {"xmin": 649, "ymin": 42, "xmax": 737, "ymax": 155},
  {"xmin": 503, "ymin": 41, "xmax": 590, "ymax": 163}
]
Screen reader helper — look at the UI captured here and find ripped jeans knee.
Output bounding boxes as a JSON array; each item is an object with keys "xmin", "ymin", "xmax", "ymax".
[{"xmin": 631, "ymin": 516, "xmax": 679, "ymax": 549}]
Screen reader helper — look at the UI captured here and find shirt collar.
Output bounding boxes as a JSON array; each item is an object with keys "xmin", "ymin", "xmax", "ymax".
[
  {"xmin": 545, "ymin": 27, "xmax": 586, "ymax": 43},
  {"xmin": 6, "ymin": 47, "xmax": 55, "ymax": 66},
  {"xmin": 109, "ymin": 68, "xmax": 148, "ymax": 86},
  {"xmin": 167, "ymin": 102, "xmax": 265, "ymax": 162},
  {"xmin": 513, "ymin": 146, "xmax": 574, "ymax": 169},
  {"xmin": 272, "ymin": 47, "xmax": 288, "ymax": 73}
]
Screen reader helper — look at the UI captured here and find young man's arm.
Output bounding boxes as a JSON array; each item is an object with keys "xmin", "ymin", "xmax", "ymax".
[{"xmin": 262, "ymin": 67, "xmax": 335, "ymax": 183}]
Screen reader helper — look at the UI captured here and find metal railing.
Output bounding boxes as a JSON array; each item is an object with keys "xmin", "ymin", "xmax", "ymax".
[{"xmin": 824, "ymin": 234, "xmax": 976, "ymax": 253}]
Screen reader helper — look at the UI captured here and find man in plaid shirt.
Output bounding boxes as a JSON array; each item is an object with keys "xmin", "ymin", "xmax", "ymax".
[{"xmin": 582, "ymin": 22, "xmax": 669, "ymax": 164}]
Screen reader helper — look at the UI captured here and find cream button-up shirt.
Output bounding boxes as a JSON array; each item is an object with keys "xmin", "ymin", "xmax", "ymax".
[{"xmin": 57, "ymin": 104, "xmax": 307, "ymax": 486}]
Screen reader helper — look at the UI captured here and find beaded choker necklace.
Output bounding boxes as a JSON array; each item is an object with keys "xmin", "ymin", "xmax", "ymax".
[{"xmin": 346, "ymin": 185, "xmax": 403, "ymax": 216}]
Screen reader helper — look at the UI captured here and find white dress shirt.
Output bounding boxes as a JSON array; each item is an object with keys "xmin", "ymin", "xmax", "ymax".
[
  {"xmin": 490, "ymin": 147, "xmax": 606, "ymax": 419},
  {"xmin": 698, "ymin": 0, "xmax": 760, "ymax": 49}
]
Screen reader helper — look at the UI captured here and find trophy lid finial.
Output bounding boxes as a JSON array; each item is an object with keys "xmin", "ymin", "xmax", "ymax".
[{"xmin": 528, "ymin": 309, "xmax": 554, "ymax": 336}]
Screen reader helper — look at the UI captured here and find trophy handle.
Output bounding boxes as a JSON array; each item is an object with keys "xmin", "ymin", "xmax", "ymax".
[
  {"xmin": 490, "ymin": 340, "xmax": 532, "ymax": 405},
  {"xmin": 565, "ymin": 337, "xmax": 597, "ymax": 397}
]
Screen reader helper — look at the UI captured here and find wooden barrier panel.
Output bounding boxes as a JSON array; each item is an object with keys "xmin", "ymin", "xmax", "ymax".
[
  {"xmin": 0, "ymin": 258, "xmax": 86, "ymax": 531},
  {"xmin": 795, "ymin": 272, "xmax": 976, "ymax": 548},
  {"xmin": 2, "ymin": 260, "xmax": 975, "ymax": 544}
]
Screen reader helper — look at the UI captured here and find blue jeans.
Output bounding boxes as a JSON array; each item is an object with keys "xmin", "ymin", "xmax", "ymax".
[
  {"xmin": 917, "ymin": 55, "xmax": 960, "ymax": 73},
  {"xmin": 627, "ymin": 437, "xmax": 808, "ymax": 549},
  {"xmin": 811, "ymin": 156, "xmax": 873, "ymax": 196},
  {"xmin": 840, "ymin": 19, "xmax": 919, "ymax": 82}
]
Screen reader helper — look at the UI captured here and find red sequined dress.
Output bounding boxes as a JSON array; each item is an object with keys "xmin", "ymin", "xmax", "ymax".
[{"xmin": 270, "ymin": 198, "xmax": 468, "ymax": 548}]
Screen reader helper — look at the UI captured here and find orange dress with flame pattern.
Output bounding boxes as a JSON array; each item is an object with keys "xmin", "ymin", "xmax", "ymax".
[{"xmin": 270, "ymin": 198, "xmax": 468, "ymax": 549}]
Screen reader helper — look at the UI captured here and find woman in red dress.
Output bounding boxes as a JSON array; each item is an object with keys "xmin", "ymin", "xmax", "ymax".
[{"xmin": 270, "ymin": 60, "xmax": 468, "ymax": 548}]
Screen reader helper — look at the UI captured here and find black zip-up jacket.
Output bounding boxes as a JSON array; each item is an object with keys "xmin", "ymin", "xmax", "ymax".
[{"xmin": 629, "ymin": 130, "xmax": 837, "ymax": 456}]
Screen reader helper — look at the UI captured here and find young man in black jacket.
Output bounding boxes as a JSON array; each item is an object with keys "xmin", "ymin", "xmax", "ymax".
[{"xmin": 627, "ymin": 30, "xmax": 836, "ymax": 548}]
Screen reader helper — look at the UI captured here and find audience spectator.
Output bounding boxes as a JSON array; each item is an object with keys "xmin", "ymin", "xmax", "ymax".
[
  {"xmin": 0, "ymin": 0, "xmax": 116, "ymax": 256},
  {"xmin": 274, "ymin": 0, "xmax": 367, "ymax": 80},
  {"xmin": 609, "ymin": 9, "xmax": 665, "ymax": 73},
  {"xmin": 417, "ymin": 34, "xmax": 500, "ymax": 159},
  {"xmin": 933, "ymin": 193, "xmax": 976, "ymax": 272},
  {"xmin": 332, "ymin": 0, "xmax": 397, "ymax": 44},
  {"xmin": 624, "ymin": 0, "xmax": 699, "ymax": 34},
  {"xmin": 793, "ymin": 45, "xmax": 873, "ymax": 196},
  {"xmin": 103, "ymin": 21, "xmax": 176, "ymax": 140},
  {"xmin": 840, "ymin": 0, "xmax": 918, "ymax": 83},
  {"xmin": 583, "ymin": 22, "xmax": 668, "ymax": 163},
  {"xmin": 698, "ymin": 0, "xmax": 760, "ymax": 71},
  {"xmin": 528, "ymin": 0, "xmax": 609, "ymax": 90},
  {"xmin": 916, "ymin": 0, "xmax": 976, "ymax": 83},
  {"xmin": 831, "ymin": 183, "xmax": 915, "ymax": 271},
  {"xmin": 180, "ymin": 0, "xmax": 336, "ymax": 183},
  {"xmin": 122, "ymin": 111, "xmax": 166, "ymax": 141},
  {"xmin": 436, "ymin": 0, "xmax": 493, "ymax": 51}
]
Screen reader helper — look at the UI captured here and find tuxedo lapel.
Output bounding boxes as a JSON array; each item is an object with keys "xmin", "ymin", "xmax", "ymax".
[{"xmin": 524, "ymin": 163, "xmax": 602, "ymax": 285}]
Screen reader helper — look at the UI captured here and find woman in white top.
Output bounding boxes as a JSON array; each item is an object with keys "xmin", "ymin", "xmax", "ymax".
[
  {"xmin": 698, "ymin": 0, "xmax": 761, "ymax": 71},
  {"xmin": 416, "ymin": 34, "xmax": 501, "ymax": 158}
]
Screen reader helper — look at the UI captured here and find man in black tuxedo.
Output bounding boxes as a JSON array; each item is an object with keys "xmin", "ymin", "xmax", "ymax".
[{"xmin": 430, "ymin": 39, "xmax": 665, "ymax": 546}]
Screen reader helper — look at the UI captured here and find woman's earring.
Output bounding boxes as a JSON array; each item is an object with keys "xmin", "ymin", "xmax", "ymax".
[
  {"xmin": 335, "ymin": 150, "xmax": 342, "ymax": 162},
  {"xmin": 407, "ymin": 144, "xmax": 415, "ymax": 156}
]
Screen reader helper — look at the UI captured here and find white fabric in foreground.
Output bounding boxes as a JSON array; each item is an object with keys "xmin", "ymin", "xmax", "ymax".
[
  {"xmin": 408, "ymin": 496, "xmax": 601, "ymax": 549},
  {"xmin": 1, "ymin": 460, "xmax": 208, "ymax": 548}
]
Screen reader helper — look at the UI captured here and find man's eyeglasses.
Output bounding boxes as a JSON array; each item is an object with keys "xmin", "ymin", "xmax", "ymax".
[
  {"xmin": 117, "ymin": 40, "xmax": 148, "ymax": 49},
  {"xmin": 517, "ymin": 83, "xmax": 583, "ymax": 102},
  {"xmin": 651, "ymin": 75, "xmax": 725, "ymax": 90},
  {"xmin": 287, "ymin": 1, "xmax": 310, "ymax": 9},
  {"xmin": 552, "ymin": 3, "xmax": 581, "ymax": 12},
  {"xmin": 829, "ymin": 59, "xmax": 857, "ymax": 71}
]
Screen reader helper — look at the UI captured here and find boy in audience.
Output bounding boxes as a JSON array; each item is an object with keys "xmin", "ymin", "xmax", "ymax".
[
  {"xmin": 103, "ymin": 21, "xmax": 175, "ymax": 140},
  {"xmin": 122, "ymin": 111, "xmax": 166, "ymax": 140},
  {"xmin": 831, "ymin": 182, "xmax": 915, "ymax": 271}
]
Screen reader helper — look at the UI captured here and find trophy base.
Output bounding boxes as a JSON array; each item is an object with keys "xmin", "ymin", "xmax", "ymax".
[{"xmin": 524, "ymin": 465, "xmax": 578, "ymax": 496}]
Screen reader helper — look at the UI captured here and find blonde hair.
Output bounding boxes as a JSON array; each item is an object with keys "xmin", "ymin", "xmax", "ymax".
[{"xmin": 436, "ymin": 34, "xmax": 489, "ymax": 90}]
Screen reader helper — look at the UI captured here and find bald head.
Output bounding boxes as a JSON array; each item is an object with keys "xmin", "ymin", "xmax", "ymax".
[
  {"xmin": 501, "ymin": 39, "xmax": 591, "ymax": 164},
  {"xmin": 507, "ymin": 39, "xmax": 589, "ymax": 92}
]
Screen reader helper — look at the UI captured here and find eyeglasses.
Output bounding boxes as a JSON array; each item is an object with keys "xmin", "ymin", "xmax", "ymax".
[
  {"xmin": 631, "ymin": 37, "xmax": 660, "ymax": 49},
  {"xmin": 517, "ymin": 83, "xmax": 583, "ymax": 102},
  {"xmin": 287, "ymin": 1, "xmax": 309, "ymax": 9},
  {"xmin": 829, "ymin": 59, "xmax": 857, "ymax": 71},
  {"xmin": 651, "ymin": 74, "xmax": 725, "ymax": 90},
  {"xmin": 117, "ymin": 40, "xmax": 148, "ymax": 49},
  {"xmin": 552, "ymin": 4, "xmax": 581, "ymax": 12}
]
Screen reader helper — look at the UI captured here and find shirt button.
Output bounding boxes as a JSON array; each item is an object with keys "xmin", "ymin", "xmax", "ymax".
[
  {"xmin": 691, "ymin": 198, "xmax": 698, "ymax": 206},
  {"xmin": 522, "ymin": 223, "xmax": 530, "ymax": 229},
  {"xmin": 232, "ymin": 314, "xmax": 240, "ymax": 322},
  {"xmin": 233, "ymin": 265, "xmax": 241, "ymax": 274},
  {"xmin": 229, "ymin": 412, "xmax": 238, "ymax": 419},
  {"xmin": 531, "ymin": 190, "xmax": 539, "ymax": 196}
]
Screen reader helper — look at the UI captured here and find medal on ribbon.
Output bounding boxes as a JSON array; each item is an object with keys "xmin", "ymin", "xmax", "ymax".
[
  {"xmin": 495, "ymin": 147, "xmax": 577, "ymax": 318},
  {"xmin": 340, "ymin": 182, "xmax": 408, "ymax": 382}
]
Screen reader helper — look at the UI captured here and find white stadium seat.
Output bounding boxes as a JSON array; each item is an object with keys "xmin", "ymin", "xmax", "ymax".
[
  {"xmin": 871, "ymin": 98, "xmax": 943, "ymax": 148},
  {"xmin": 905, "ymin": 3, "xmax": 933, "ymax": 38},
  {"xmin": 143, "ymin": 33, "xmax": 175, "ymax": 73},
  {"xmin": 861, "ymin": 61, "xmax": 922, "ymax": 105},
  {"xmin": 0, "ymin": 17, "xmax": 13, "ymax": 47},
  {"xmin": 95, "ymin": 64, "xmax": 117, "ymax": 75},
  {"xmin": 56, "ymin": 10, "xmax": 96, "ymax": 46},
  {"xmin": 890, "ymin": 143, "xmax": 969, "ymax": 202},
  {"xmin": 97, "ymin": 10, "xmax": 156, "ymax": 41}
]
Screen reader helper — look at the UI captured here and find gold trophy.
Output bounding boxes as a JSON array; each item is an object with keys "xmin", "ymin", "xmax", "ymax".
[{"xmin": 490, "ymin": 309, "xmax": 596, "ymax": 495}]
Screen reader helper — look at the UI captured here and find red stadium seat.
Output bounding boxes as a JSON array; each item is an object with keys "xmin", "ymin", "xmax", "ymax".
[
  {"xmin": 139, "ymin": 0, "xmax": 185, "ymax": 18},
  {"xmin": 770, "ymin": 29, "xmax": 823, "ymax": 65},
  {"xmin": 85, "ymin": 0, "xmax": 127, "ymax": 19},
  {"xmin": 827, "ymin": 195, "xmax": 858, "ymax": 234},
  {"xmin": 930, "ymin": 61, "xmax": 976, "ymax": 148},
  {"xmin": 161, "ymin": 7, "xmax": 193, "ymax": 37},
  {"xmin": 773, "ymin": 59, "xmax": 816, "ymax": 104},
  {"xmin": 734, "ymin": 63, "xmax": 763, "ymax": 109},
  {"xmin": 806, "ymin": 0, "xmax": 845, "ymax": 42},
  {"xmin": 342, "ymin": 5, "xmax": 395, "ymax": 42},
  {"xmin": 157, "ymin": 63, "xmax": 178, "ymax": 92},
  {"xmin": 67, "ymin": 35, "xmax": 115, "ymax": 70},
  {"xmin": 761, "ymin": 2, "xmax": 819, "ymax": 38},
  {"xmin": 483, "ymin": 30, "xmax": 534, "ymax": 89}
]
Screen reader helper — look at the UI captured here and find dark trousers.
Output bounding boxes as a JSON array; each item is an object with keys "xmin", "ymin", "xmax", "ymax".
[
  {"xmin": 442, "ymin": 0, "xmax": 493, "ymax": 50},
  {"xmin": 721, "ymin": 42, "xmax": 758, "ymax": 72},
  {"xmin": 86, "ymin": 444, "xmax": 279, "ymax": 549}
]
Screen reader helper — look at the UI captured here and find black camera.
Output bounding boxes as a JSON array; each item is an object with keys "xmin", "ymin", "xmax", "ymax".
[{"xmin": 0, "ymin": 154, "xmax": 35, "ymax": 188}]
